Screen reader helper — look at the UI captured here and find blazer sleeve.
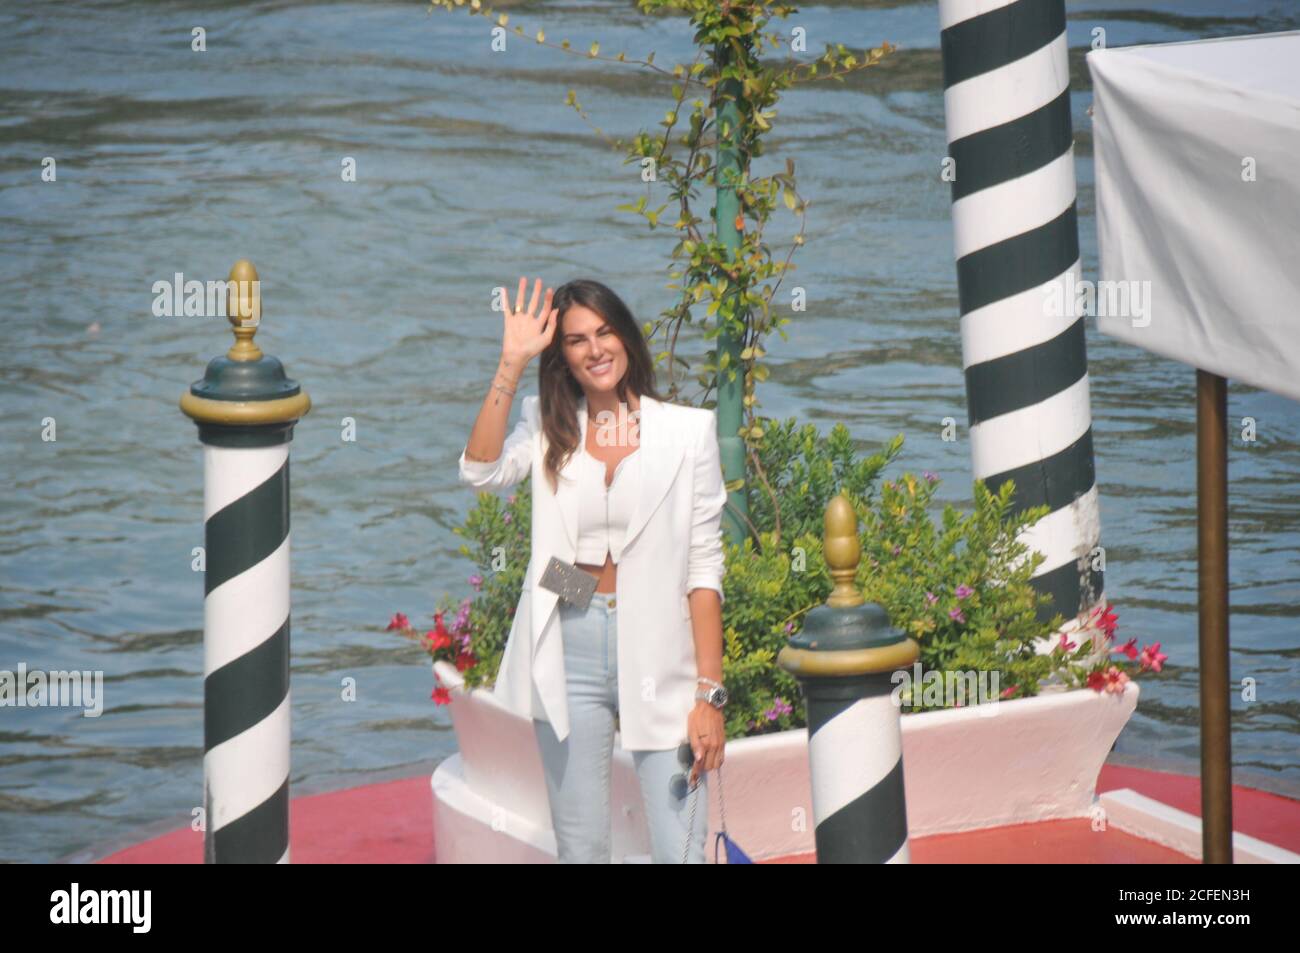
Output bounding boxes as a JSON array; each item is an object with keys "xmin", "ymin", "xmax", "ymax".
[
  {"xmin": 458, "ymin": 394, "xmax": 539, "ymax": 493},
  {"xmin": 686, "ymin": 408, "xmax": 729, "ymax": 604}
]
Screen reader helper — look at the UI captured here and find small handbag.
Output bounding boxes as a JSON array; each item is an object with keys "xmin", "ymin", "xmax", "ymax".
[{"xmin": 683, "ymin": 761, "xmax": 754, "ymax": 864}]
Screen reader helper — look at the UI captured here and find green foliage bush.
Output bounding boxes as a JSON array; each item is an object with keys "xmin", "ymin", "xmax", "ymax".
[{"xmin": 392, "ymin": 414, "xmax": 1152, "ymax": 736}]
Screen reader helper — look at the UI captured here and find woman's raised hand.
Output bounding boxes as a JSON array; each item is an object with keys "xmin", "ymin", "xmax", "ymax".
[{"xmin": 500, "ymin": 276, "xmax": 558, "ymax": 366}]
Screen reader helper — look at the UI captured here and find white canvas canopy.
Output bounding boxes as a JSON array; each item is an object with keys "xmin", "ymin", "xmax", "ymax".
[
  {"xmin": 1086, "ymin": 29, "xmax": 1300, "ymax": 863},
  {"xmin": 1088, "ymin": 31, "xmax": 1300, "ymax": 399}
]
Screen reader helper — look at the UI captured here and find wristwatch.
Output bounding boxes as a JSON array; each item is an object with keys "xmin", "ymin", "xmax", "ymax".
[{"xmin": 695, "ymin": 679, "xmax": 728, "ymax": 709}]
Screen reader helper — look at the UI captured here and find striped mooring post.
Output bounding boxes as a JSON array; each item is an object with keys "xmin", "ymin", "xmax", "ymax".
[
  {"xmin": 777, "ymin": 495, "xmax": 919, "ymax": 863},
  {"xmin": 180, "ymin": 260, "xmax": 311, "ymax": 863},
  {"xmin": 939, "ymin": 0, "xmax": 1104, "ymax": 633}
]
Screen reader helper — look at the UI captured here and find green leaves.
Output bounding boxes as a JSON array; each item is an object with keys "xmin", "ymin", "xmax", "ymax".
[{"xmin": 425, "ymin": 412, "xmax": 1076, "ymax": 736}]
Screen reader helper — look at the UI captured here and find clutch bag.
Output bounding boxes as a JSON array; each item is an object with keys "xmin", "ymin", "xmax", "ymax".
[{"xmin": 538, "ymin": 555, "xmax": 598, "ymax": 611}]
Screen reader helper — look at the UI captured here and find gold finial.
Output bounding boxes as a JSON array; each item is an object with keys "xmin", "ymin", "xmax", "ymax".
[
  {"xmin": 225, "ymin": 259, "xmax": 263, "ymax": 362},
  {"xmin": 824, "ymin": 494, "xmax": 864, "ymax": 608}
]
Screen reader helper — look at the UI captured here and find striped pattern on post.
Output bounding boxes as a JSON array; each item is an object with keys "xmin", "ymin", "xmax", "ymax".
[
  {"xmin": 940, "ymin": 0, "xmax": 1104, "ymax": 628},
  {"xmin": 203, "ymin": 443, "xmax": 292, "ymax": 864},
  {"xmin": 807, "ymin": 675, "xmax": 909, "ymax": 864}
]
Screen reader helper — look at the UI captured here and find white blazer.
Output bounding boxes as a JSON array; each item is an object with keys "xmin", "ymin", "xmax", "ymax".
[{"xmin": 458, "ymin": 392, "xmax": 727, "ymax": 751}]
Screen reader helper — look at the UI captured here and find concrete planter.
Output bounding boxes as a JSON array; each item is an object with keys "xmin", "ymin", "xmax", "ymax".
[{"xmin": 430, "ymin": 660, "xmax": 1139, "ymax": 863}]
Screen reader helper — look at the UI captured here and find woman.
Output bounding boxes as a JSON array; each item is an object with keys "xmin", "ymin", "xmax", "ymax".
[{"xmin": 459, "ymin": 276, "xmax": 729, "ymax": 863}]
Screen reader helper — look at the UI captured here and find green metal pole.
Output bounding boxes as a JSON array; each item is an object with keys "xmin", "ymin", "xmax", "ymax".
[{"xmin": 714, "ymin": 43, "xmax": 747, "ymax": 546}]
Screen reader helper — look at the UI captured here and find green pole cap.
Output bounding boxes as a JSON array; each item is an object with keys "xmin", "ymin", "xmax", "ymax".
[{"xmin": 179, "ymin": 260, "xmax": 311, "ymax": 440}]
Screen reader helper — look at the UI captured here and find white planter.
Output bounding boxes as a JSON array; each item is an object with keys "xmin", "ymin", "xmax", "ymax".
[{"xmin": 430, "ymin": 660, "xmax": 1138, "ymax": 863}]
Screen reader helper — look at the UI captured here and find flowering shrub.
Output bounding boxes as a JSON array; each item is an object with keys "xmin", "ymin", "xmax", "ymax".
[{"xmin": 389, "ymin": 415, "xmax": 1165, "ymax": 732}]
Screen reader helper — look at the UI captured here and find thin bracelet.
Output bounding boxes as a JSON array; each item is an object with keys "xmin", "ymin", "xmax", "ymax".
[
  {"xmin": 697, "ymin": 676, "xmax": 723, "ymax": 689},
  {"xmin": 492, "ymin": 377, "xmax": 517, "ymax": 397}
]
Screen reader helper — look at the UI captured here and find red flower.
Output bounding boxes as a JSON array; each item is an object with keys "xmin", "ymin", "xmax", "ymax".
[
  {"xmin": 1088, "ymin": 666, "xmax": 1129, "ymax": 695},
  {"xmin": 1058, "ymin": 632, "xmax": 1076, "ymax": 652},
  {"xmin": 1090, "ymin": 602, "xmax": 1119, "ymax": 640},
  {"xmin": 431, "ymin": 686, "xmax": 452, "ymax": 706},
  {"xmin": 386, "ymin": 612, "xmax": 410, "ymax": 631},
  {"xmin": 1000, "ymin": 685, "xmax": 1018, "ymax": 699},
  {"xmin": 454, "ymin": 650, "xmax": 477, "ymax": 672},
  {"xmin": 426, "ymin": 629, "xmax": 452, "ymax": 651},
  {"xmin": 1112, "ymin": 637, "xmax": 1138, "ymax": 660}
]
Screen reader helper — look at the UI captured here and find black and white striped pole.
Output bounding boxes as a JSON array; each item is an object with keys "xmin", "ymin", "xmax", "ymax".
[
  {"xmin": 778, "ymin": 495, "xmax": 919, "ymax": 863},
  {"xmin": 180, "ymin": 259, "xmax": 310, "ymax": 863},
  {"xmin": 939, "ymin": 0, "xmax": 1104, "ymax": 634}
]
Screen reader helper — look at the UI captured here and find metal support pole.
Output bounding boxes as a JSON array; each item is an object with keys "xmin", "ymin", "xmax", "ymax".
[
  {"xmin": 180, "ymin": 260, "xmax": 311, "ymax": 863},
  {"xmin": 1196, "ymin": 369, "xmax": 1232, "ymax": 863},
  {"xmin": 714, "ymin": 39, "xmax": 748, "ymax": 546},
  {"xmin": 778, "ymin": 495, "xmax": 919, "ymax": 863}
]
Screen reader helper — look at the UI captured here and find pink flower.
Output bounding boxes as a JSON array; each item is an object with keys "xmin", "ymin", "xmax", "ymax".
[
  {"xmin": 468, "ymin": 574, "xmax": 483, "ymax": 591},
  {"xmin": 1000, "ymin": 685, "xmax": 1018, "ymax": 699},
  {"xmin": 955, "ymin": 584, "xmax": 973, "ymax": 599},
  {"xmin": 1139, "ymin": 643, "xmax": 1168, "ymax": 673},
  {"xmin": 1104, "ymin": 667, "xmax": 1130, "ymax": 694},
  {"xmin": 948, "ymin": 608, "xmax": 965, "ymax": 624},
  {"xmin": 763, "ymin": 697, "xmax": 793, "ymax": 721},
  {"xmin": 925, "ymin": 591, "xmax": 938, "ymax": 606},
  {"xmin": 1089, "ymin": 666, "xmax": 1129, "ymax": 695},
  {"xmin": 1058, "ymin": 632, "xmax": 1076, "ymax": 652},
  {"xmin": 386, "ymin": 612, "xmax": 410, "ymax": 631}
]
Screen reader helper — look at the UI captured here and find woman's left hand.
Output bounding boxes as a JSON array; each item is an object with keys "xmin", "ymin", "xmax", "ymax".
[{"xmin": 687, "ymin": 702, "xmax": 726, "ymax": 784}]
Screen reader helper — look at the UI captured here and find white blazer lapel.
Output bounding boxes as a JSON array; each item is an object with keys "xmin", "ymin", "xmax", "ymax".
[
  {"xmin": 623, "ymin": 395, "xmax": 685, "ymax": 550},
  {"xmin": 553, "ymin": 394, "xmax": 686, "ymax": 554}
]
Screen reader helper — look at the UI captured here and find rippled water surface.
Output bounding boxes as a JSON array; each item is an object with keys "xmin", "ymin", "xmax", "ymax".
[{"xmin": 2, "ymin": 0, "xmax": 1298, "ymax": 862}]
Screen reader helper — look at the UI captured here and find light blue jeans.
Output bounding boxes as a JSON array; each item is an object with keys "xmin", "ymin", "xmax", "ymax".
[{"xmin": 533, "ymin": 591, "xmax": 708, "ymax": 863}]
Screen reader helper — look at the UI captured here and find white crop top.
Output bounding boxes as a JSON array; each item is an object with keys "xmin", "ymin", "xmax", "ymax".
[{"xmin": 572, "ymin": 445, "xmax": 641, "ymax": 565}]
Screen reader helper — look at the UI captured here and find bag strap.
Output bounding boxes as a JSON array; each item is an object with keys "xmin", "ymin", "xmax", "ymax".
[{"xmin": 683, "ymin": 762, "xmax": 729, "ymax": 864}]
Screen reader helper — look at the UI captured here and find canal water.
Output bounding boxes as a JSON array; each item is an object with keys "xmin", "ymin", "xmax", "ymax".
[{"xmin": 2, "ymin": 1, "xmax": 1297, "ymax": 863}]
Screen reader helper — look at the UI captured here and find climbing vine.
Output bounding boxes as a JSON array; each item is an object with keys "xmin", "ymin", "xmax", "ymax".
[{"xmin": 430, "ymin": 0, "xmax": 893, "ymax": 528}]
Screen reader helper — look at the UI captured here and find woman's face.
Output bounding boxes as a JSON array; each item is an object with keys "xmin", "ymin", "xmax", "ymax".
[{"xmin": 560, "ymin": 304, "xmax": 629, "ymax": 398}]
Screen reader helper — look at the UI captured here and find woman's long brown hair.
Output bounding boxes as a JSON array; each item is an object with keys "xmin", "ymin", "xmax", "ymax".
[{"xmin": 536, "ymin": 279, "xmax": 662, "ymax": 495}]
